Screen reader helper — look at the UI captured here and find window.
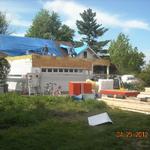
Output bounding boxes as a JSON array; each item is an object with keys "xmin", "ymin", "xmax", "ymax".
[
  {"xmin": 79, "ymin": 69, "xmax": 83, "ymax": 73},
  {"xmin": 53, "ymin": 69, "xmax": 58, "ymax": 72},
  {"xmin": 83, "ymin": 51, "xmax": 87, "ymax": 58},
  {"xmin": 59, "ymin": 69, "xmax": 63, "ymax": 72},
  {"xmin": 69, "ymin": 69, "xmax": 73, "ymax": 72},
  {"xmin": 74, "ymin": 69, "xmax": 78, "ymax": 72},
  {"xmin": 64, "ymin": 69, "xmax": 68, "ymax": 72},
  {"xmin": 42, "ymin": 68, "xmax": 46, "ymax": 72},
  {"xmin": 48, "ymin": 69, "xmax": 52, "ymax": 72},
  {"xmin": 8, "ymin": 74, "xmax": 22, "ymax": 77}
]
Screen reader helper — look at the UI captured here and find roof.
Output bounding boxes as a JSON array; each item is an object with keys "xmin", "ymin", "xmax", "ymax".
[
  {"xmin": 57, "ymin": 42, "xmax": 99, "ymax": 58},
  {"xmin": 0, "ymin": 34, "xmax": 100, "ymax": 59},
  {"xmin": 0, "ymin": 34, "xmax": 63, "ymax": 56},
  {"xmin": 56, "ymin": 41, "xmax": 73, "ymax": 47},
  {"xmin": 74, "ymin": 43, "xmax": 89, "ymax": 55}
]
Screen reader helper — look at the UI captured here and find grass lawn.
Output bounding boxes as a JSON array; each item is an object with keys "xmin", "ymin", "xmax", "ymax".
[{"xmin": 0, "ymin": 93, "xmax": 150, "ymax": 150}]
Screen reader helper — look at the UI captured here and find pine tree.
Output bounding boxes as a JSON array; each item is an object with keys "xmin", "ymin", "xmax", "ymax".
[
  {"xmin": 109, "ymin": 33, "xmax": 145, "ymax": 74},
  {"xmin": 0, "ymin": 11, "xmax": 9, "ymax": 34},
  {"xmin": 76, "ymin": 8, "xmax": 109, "ymax": 53}
]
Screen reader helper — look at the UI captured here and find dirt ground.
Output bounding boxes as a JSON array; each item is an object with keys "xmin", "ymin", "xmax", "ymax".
[{"xmin": 99, "ymin": 97, "xmax": 150, "ymax": 114}]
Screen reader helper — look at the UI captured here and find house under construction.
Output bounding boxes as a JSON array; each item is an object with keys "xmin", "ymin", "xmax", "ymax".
[{"xmin": 0, "ymin": 35, "xmax": 110, "ymax": 93}]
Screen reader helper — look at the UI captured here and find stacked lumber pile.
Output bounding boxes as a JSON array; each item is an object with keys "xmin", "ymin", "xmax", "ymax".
[{"xmin": 137, "ymin": 87, "xmax": 150, "ymax": 101}]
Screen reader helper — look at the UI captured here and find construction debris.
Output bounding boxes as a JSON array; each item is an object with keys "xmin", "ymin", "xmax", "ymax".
[
  {"xmin": 88, "ymin": 112, "xmax": 112, "ymax": 126},
  {"xmin": 137, "ymin": 87, "xmax": 150, "ymax": 101}
]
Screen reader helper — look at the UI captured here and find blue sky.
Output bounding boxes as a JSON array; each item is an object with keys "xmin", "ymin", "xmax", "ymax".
[{"xmin": 0, "ymin": 0, "xmax": 150, "ymax": 62}]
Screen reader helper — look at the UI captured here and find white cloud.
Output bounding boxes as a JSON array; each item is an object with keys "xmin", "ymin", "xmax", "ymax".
[
  {"xmin": 6, "ymin": 13, "xmax": 31, "ymax": 27},
  {"xmin": 0, "ymin": 0, "xmax": 36, "ymax": 14},
  {"xmin": 43, "ymin": 0, "xmax": 150, "ymax": 31},
  {"xmin": 124, "ymin": 20, "xmax": 150, "ymax": 30},
  {"xmin": 43, "ymin": 0, "xmax": 84, "ymax": 29},
  {"xmin": 0, "ymin": 1, "xmax": 32, "ymax": 28},
  {"xmin": 12, "ymin": 32, "xmax": 26, "ymax": 37}
]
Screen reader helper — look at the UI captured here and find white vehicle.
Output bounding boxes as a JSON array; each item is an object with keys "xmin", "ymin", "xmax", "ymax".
[{"xmin": 121, "ymin": 75, "xmax": 139, "ymax": 84}]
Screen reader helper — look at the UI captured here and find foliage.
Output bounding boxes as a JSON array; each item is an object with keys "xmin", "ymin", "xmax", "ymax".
[
  {"xmin": 123, "ymin": 82, "xmax": 145, "ymax": 91},
  {"xmin": 0, "ymin": 93, "xmax": 150, "ymax": 150},
  {"xmin": 0, "ymin": 11, "xmax": 9, "ymax": 34},
  {"xmin": 0, "ymin": 93, "xmax": 107, "ymax": 127},
  {"xmin": 138, "ymin": 62, "xmax": 150, "ymax": 86},
  {"xmin": 26, "ymin": 9, "xmax": 74, "ymax": 42},
  {"xmin": 0, "ymin": 58, "xmax": 10, "ymax": 84},
  {"xmin": 76, "ymin": 8, "xmax": 109, "ymax": 53},
  {"xmin": 57, "ymin": 25, "xmax": 74, "ymax": 42},
  {"xmin": 109, "ymin": 33, "xmax": 145, "ymax": 74}
]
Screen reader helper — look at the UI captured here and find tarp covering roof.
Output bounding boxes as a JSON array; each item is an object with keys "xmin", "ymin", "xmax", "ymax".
[
  {"xmin": 74, "ymin": 43, "xmax": 89, "ymax": 55},
  {"xmin": 60, "ymin": 42, "xmax": 89, "ymax": 56},
  {"xmin": 0, "ymin": 34, "xmax": 63, "ymax": 56}
]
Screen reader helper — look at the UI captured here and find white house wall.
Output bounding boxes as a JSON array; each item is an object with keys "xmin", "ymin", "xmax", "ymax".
[
  {"xmin": 7, "ymin": 58, "xmax": 32, "ymax": 91},
  {"xmin": 41, "ymin": 73, "xmax": 90, "ymax": 92},
  {"xmin": 31, "ymin": 67, "xmax": 92, "ymax": 92},
  {"xmin": 77, "ymin": 50, "xmax": 97, "ymax": 59},
  {"xmin": 8, "ymin": 58, "xmax": 32, "ymax": 75}
]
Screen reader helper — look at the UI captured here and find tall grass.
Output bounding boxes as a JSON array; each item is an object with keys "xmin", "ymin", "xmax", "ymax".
[
  {"xmin": 0, "ymin": 93, "xmax": 107, "ymax": 128},
  {"xmin": 0, "ymin": 93, "xmax": 149, "ymax": 150}
]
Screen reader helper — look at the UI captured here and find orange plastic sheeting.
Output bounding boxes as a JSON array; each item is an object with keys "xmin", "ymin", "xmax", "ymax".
[
  {"xmin": 100, "ymin": 90, "xmax": 140, "ymax": 97},
  {"xmin": 69, "ymin": 82, "xmax": 92, "ymax": 96},
  {"xmin": 83, "ymin": 83, "xmax": 92, "ymax": 94},
  {"xmin": 69, "ymin": 82, "xmax": 81, "ymax": 96}
]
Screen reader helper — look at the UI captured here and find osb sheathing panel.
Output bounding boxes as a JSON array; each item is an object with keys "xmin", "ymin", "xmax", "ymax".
[{"xmin": 32, "ymin": 54, "xmax": 110, "ymax": 69}]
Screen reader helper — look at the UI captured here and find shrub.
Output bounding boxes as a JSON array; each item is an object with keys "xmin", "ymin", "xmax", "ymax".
[
  {"xmin": 123, "ymin": 82, "xmax": 145, "ymax": 91},
  {"xmin": 138, "ymin": 71, "xmax": 150, "ymax": 87}
]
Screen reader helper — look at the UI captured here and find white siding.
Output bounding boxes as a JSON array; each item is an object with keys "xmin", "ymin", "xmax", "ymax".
[
  {"xmin": 77, "ymin": 49, "xmax": 97, "ymax": 59},
  {"xmin": 39, "ymin": 68, "xmax": 92, "ymax": 92},
  {"xmin": 7, "ymin": 58, "xmax": 94, "ymax": 92},
  {"xmin": 7, "ymin": 58, "xmax": 32, "ymax": 91},
  {"xmin": 8, "ymin": 58, "xmax": 32, "ymax": 75}
]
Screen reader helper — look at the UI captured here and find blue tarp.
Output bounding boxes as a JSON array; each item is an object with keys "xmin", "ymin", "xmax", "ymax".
[
  {"xmin": 60, "ymin": 44, "xmax": 76, "ymax": 55},
  {"xmin": 60, "ymin": 42, "xmax": 89, "ymax": 55},
  {"xmin": 0, "ymin": 34, "xmax": 63, "ymax": 56},
  {"xmin": 74, "ymin": 42, "xmax": 88, "ymax": 55},
  {"xmin": 60, "ymin": 44, "xmax": 70, "ymax": 50}
]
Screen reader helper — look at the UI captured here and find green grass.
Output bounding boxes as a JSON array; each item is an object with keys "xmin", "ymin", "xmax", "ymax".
[{"xmin": 0, "ymin": 93, "xmax": 150, "ymax": 150}]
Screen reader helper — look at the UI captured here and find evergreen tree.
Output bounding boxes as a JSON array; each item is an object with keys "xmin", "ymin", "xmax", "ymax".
[
  {"xmin": 109, "ymin": 33, "xmax": 145, "ymax": 74},
  {"xmin": 58, "ymin": 25, "xmax": 74, "ymax": 42},
  {"xmin": 76, "ymin": 8, "xmax": 109, "ymax": 53},
  {"xmin": 26, "ymin": 9, "xmax": 74, "ymax": 41},
  {"xmin": 0, "ymin": 11, "xmax": 9, "ymax": 34},
  {"xmin": 0, "ymin": 12, "xmax": 10, "ymax": 85},
  {"xmin": 0, "ymin": 58, "xmax": 10, "ymax": 85}
]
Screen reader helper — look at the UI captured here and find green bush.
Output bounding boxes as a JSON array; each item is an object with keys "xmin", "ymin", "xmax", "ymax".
[
  {"xmin": 138, "ymin": 71, "xmax": 150, "ymax": 86},
  {"xmin": 123, "ymin": 82, "xmax": 145, "ymax": 91},
  {"xmin": 138, "ymin": 63, "xmax": 150, "ymax": 86}
]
